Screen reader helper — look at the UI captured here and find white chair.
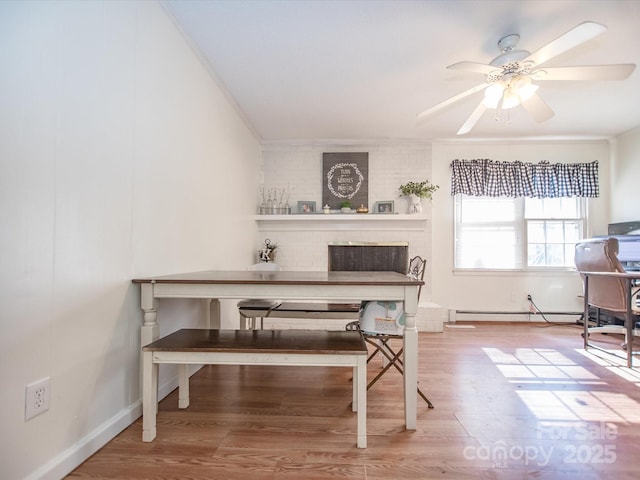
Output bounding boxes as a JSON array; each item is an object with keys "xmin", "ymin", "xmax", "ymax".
[
  {"xmin": 237, "ymin": 262, "xmax": 281, "ymax": 330},
  {"xmin": 346, "ymin": 256, "xmax": 433, "ymax": 408}
]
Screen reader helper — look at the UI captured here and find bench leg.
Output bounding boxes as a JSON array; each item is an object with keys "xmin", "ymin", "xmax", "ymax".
[
  {"xmin": 239, "ymin": 313, "xmax": 248, "ymax": 330},
  {"xmin": 208, "ymin": 299, "xmax": 220, "ymax": 329},
  {"xmin": 142, "ymin": 351, "xmax": 158, "ymax": 442},
  {"xmin": 238, "ymin": 313, "xmax": 258, "ymax": 330},
  {"xmin": 355, "ymin": 356, "xmax": 367, "ymax": 448},
  {"xmin": 178, "ymin": 364, "xmax": 190, "ymax": 409}
]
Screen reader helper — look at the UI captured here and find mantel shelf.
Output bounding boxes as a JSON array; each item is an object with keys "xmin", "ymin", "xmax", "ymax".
[{"xmin": 254, "ymin": 214, "xmax": 428, "ymax": 231}]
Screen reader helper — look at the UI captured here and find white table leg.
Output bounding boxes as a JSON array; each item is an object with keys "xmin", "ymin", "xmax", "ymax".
[
  {"xmin": 140, "ymin": 283, "xmax": 159, "ymax": 414},
  {"xmin": 140, "ymin": 283, "xmax": 158, "ymax": 347},
  {"xmin": 403, "ymin": 328, "xmax": 418, "ymax": 430},
  {"xmin": 356, "ymin": 355, "xmax": 367, "ymax": 448},
  {"xmin": 403, "ymin": 286, "xmax": 418, "ymax": 430}
]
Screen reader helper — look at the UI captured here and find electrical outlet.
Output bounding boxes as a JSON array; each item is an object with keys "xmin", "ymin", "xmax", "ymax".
[{"xmin": 25, "ymin": 377, "xmax": 50, "ymax": 421}]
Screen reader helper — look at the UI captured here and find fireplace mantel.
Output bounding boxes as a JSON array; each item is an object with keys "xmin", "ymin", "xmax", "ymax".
[{"xmin": 254, "ymin": 214, "xmax": 428, "ymax": 231}]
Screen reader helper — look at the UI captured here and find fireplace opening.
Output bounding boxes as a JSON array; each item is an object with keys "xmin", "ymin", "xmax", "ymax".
[{"xmin": 328, "ymin": 242, "xmax": 408, "ymax": 274}]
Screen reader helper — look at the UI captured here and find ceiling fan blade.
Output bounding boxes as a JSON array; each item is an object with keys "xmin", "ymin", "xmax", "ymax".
[
  {"xmin": 417, "ymin": 82, "xmax": 490, "ymax": 122},
  {"xmin": 525, "ymin": 21, "xmax": 607, "ymax": 68},
  {"xmin": 447, "ymin": 61, "xmax": 497, "ymax": 75},
  {"xmin": 534, "ymin": 64, "xmax": 636, "ymax": 81},
  {"xmin": 521, "ymin": 93, "xmax": 554, "ymax": 123},
  {"xmin": 457, "ymin": 102, "xmax": 487, "ymax": 135}
]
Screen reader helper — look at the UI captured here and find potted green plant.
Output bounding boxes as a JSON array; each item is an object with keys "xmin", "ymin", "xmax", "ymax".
[
  {"xmin": 340, "ymin": 201, "xmax": 352, "ymax": 213},
  {"xmin": 399, "ymin": 180, "xmax": 439, "ymax": 214}
]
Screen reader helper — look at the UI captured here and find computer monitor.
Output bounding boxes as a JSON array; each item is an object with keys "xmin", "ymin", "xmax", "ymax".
[{"xmin": 608, "ymin": 221, "xmax": 640, "ymax": 235}]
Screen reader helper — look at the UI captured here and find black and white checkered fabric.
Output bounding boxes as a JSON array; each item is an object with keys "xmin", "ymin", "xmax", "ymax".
[{"xmin": 450, "ymin": 159, "xmax": 599, "ymax": 198}]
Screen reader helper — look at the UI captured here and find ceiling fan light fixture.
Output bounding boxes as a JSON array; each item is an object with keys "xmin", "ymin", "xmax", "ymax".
[
  {"xmin": 501, "ymin": 88, "xmax": 520, "ymax": 109},
  {"xmin": 483, "ymin": 85, "xmax": 519, "ymax": 109},
  {"xmin": 483, "ymin": 82, "xmax": 505, "ymax": 108},
  {"xmin": 483, "ymin": 75, "xmax": 539, "ymax": 110},
  {"xmin": 512, "ymin": 74, "xmax": 539, "ymax": 102}
]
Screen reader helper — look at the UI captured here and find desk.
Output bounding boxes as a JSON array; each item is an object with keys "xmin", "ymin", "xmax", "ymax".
[
  {"xmin": 582, "ymin": 270, "xmax": 640, "ymax": 367},
  {"xmin": 132, "ymin": 270, "xmax": 423, "ymax": 429}
]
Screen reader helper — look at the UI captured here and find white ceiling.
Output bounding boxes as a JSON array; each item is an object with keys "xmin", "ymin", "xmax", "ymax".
[{"xmin": 163, "ymin": 0, "xmax": 640, "ymax": 142}]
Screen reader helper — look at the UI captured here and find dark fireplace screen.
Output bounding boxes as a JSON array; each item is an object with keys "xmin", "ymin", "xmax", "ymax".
[{"xmin": 328, "ymin": 242, "xmax": 408, "ymax": 274}]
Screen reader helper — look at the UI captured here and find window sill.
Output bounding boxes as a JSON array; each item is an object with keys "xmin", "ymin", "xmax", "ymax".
[{"xmin": 453, "ymin": 268, "xmax": 579, "ymax": 276}]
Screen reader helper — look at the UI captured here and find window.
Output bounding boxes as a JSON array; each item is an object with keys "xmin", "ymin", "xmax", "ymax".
[{"xmin": 455, "ymin": 195, "xmax": 585, "ymax": 270}]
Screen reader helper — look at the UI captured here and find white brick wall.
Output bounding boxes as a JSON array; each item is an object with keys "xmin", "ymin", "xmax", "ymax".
[
  {"xmin": 261, "ymin": 142, "xmax": 435, "ymax": 211},
  {"xmin": 257, "ymin": 142, "xmax": 446, "ymax": 332}
]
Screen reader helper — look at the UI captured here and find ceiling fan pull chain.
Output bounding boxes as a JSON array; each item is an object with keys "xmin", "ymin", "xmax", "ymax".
[{"xmin": 494, "ymin": 97, "xmax": 503, "ymax": 122}]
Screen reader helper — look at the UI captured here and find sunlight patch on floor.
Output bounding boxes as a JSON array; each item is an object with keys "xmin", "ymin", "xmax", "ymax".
[
  {"xmin": 483, "ymin": 346, "xmax": 640, "ymax": 424},
  {"xmin": 574, "ymin": 348, "xmax": 628, "ymax": 367},
  {"xmin": 515, "ymin": 391, "xmax": 579, "ymax": 420},
  {"xmin": 591, "ymin": 391, "xmax": 640, "ymax": 422}
]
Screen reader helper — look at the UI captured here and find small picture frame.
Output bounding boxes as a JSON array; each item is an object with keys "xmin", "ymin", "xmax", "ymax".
[
  {"xmin": 297, "ymin": 201, "xmax": 316, "ymax": 214},
  {"xmin": 374, "ymin": 201, "xmax": 394, "ymax": 214}
]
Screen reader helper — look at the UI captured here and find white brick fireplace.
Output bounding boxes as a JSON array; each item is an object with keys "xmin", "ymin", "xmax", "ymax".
[{"xmin": 256, "ymin": 141, "xmax": 447, "ymax": 331}]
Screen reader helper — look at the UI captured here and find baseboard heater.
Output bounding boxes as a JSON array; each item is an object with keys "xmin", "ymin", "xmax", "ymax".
[{"xmin": 455, "ymin": 310, "xmax": 582, "ymax": 316}]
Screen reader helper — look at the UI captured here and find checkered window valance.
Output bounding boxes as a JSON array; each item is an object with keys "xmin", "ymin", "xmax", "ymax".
[{"xmin": 450, "ymin": 159, "xmax": 599, "ymax": 198}]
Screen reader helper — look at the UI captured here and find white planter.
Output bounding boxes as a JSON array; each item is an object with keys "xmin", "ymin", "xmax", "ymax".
[{"xmin": 407, "ymin": 194, "xmax": 423, "ymax": 214}]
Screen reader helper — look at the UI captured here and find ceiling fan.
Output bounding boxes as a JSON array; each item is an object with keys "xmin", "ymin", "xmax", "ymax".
[{"xmin": 417, "ymin": 21, "xmax": 636, "ymax": 135}]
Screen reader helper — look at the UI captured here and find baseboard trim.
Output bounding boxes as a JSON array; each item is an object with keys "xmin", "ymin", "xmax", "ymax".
[
  {"xmin": 25, "ymin": 402, "xmax": 141, "ymax": 480},
  {"xmin": 25, "ymin": 367, "xmax": 201, "ymax": 480}
]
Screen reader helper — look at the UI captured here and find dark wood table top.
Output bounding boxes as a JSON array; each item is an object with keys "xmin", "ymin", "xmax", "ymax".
[
  {"xmin": 133, "ymin": 270, "xmax": 423, "ymax": 287},
  {"xmin": 143, "ymin": 328, "xmax": 368, "ymax": 355}
]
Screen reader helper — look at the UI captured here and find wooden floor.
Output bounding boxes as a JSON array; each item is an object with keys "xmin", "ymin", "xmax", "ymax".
[{"xmin": 66, "ymin": 323, "xmax": 640, "ymax": 479}]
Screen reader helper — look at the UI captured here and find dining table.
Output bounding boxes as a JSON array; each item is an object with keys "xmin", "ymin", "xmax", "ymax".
[{"xmin": 132, "ymin": 269, "xmax": 424, "ymax": 429}]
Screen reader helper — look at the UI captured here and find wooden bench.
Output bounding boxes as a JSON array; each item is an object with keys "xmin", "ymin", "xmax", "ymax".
[
  {"xmin": 239, "ymin": 302, "xmax": 361, "ymax": 329},
  {"xmin": 142, "ymin": 328, "xmax": 368, "ymax": 448}
]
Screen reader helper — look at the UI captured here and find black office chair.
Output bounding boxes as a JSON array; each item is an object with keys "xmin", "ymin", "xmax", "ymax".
[{"xmin": 346, "ymin": 256, "xmax": 433, "ymax": 408}]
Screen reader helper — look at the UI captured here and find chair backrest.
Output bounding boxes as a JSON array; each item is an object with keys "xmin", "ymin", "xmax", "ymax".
[
  {"xmin": 407, "ymin": 255, "xmax": 426, "ymax": 300},
  {"xmin": 574, "ymin": 238, "xmax": 627, "ymax": 312},
  {"xmin": 249, "ymin": 262, "xmax": 280, "ymax": 272}
]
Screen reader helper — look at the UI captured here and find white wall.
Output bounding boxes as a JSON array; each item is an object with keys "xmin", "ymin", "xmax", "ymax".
[
  {"xmin": 0, "ymin": 2, "xmax": 260, "ymax": 479},
  {"xmin": 610, "ymin": 126, "xmax": 640, "ymax": 223},
  {"xmin": 430, "ymin": 140, "xmax": 611, "ymax": 320}
]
